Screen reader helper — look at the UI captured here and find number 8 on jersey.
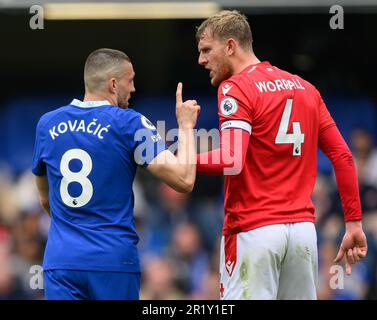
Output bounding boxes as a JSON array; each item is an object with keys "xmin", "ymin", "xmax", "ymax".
[{"xmin": 60, "ymin": 148, "xmax": 93, "ymax": 208}]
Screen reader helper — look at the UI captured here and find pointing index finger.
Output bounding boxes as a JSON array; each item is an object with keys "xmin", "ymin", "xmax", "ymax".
[{"xmin": 176, "ymin": 82, "xmax": 183, "ymax": 104}]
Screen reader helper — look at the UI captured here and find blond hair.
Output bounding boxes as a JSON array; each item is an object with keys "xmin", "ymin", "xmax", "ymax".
[{"xmin": 196, "ymin": 10, "xmax": 253, "ymax": 50}]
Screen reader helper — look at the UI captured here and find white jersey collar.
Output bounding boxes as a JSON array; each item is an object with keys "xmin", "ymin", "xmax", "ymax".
[{"xmin": 70, "ymin": 99, "xmax": 112, "ymax": 108}]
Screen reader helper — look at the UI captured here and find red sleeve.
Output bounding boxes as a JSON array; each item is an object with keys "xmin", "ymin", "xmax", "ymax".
[
  {"xmin": 319, "ymin": 125, "xmax": 362, "ymax": 222},
  {"xmin": 197, "ymin": 79, "xmax": 252, "ymax": 175},
  {"xmin": 317, "ymin": 88, "xmax": 336, "ymax": 132},
  {"xmin": 197, "ymin": 128, "xmax": 250, "ymax": 176},
  {"xmin": 217, "ymin": 80, "xmax": 252, "ymax": 127}
]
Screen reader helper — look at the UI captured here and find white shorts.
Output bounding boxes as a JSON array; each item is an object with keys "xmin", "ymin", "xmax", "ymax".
[{"xmin": 219, "ymin": 222, "xmax": 318, "ymax": 300}]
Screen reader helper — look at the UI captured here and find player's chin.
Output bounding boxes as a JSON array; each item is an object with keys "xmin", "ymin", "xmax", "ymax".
[
  {"xmin": 210, "ymin": 75, "xmax": 220, "ymax": 87},
  {"xmin": 119, "ymin": 100, "xmax": 129, "ymax": 109}
]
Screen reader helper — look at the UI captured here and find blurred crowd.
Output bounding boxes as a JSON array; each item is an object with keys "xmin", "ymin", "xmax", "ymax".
[{"xmin": 0, "ymin": 128, "xmax": 376, "ymax": 300}]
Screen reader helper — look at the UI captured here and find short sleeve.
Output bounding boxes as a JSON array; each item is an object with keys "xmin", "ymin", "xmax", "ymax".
[
  {"xmin": 32, "ymin": 119, "xmax": 47, "ymax": 176},
  {"xmin": 217, "ymin": 80, "xmax": 252, "ymax": 135},
  {"xmin": 132, "ymin": 113, "xmax": 168, "ymax": 166}
]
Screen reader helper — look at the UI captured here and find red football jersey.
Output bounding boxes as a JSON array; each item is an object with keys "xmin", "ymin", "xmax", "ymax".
[{"xmin": 218, "ymin": 61, "xmax": 336, "ymax": 235}]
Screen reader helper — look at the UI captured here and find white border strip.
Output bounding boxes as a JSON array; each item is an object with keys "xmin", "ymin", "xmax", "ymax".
[
  {"xmin": 221, "ymin": 120, "xmax": 252, "ymax": 134},
  {"xmin": 70, "ymin": 99, "xmax": 111, "ymax": 108}
]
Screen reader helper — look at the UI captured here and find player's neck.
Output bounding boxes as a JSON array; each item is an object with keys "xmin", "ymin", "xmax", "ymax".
[
  {"xmin": 231, "ymin": 51, "xmax": 261, "ymax": 75},
  {"xmin": 83, "ymin": 93, "xmax": 117, "ymax": 106}
]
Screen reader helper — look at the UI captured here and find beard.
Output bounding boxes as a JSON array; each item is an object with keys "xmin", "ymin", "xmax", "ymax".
[
  {"xmin": 210, "ymin": 60, "xmax": 233, "ymax": 87},
  {"xmin": 117, "ymin": 94, "xmax": 130, "ymax": 109}
]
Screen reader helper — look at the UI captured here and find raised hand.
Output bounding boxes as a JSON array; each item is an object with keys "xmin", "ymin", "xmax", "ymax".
[{"xmin": 176, "ymin": 82, "xmax": 201, "ymax": 129}]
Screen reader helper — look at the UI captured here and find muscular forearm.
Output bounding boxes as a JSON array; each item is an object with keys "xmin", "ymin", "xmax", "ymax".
[
  {"xmin": 146, "ymin": 127, "xmax": 197, "ymax": 193},
  {"xmin": 176, "ymin": 127, "xmax": 197, "ymax": 191},
  {"xmin": 319, "ymin": 125, "xmax": 362, "ymax": 222}
]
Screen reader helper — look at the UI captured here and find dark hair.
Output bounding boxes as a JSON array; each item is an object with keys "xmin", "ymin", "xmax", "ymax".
[{"xmin": 84, "ymin": 48, "xmax": 131, "ymax": 93}]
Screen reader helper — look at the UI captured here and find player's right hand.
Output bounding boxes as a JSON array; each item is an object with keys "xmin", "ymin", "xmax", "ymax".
[
  {"xmin": 176, "ymin": 82, "xmax": 200, "ymax": 129},
  {"xmin": 334, "ymin": 220, "xmax": 367, "ymax": 275}
]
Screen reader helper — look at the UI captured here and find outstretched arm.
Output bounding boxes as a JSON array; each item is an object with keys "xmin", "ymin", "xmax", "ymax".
[{"xmin": 319, "ymin": 124, "xmax": 367, "ymax": 274}]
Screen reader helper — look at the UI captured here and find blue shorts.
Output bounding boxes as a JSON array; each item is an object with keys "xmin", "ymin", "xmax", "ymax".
[{"xmin": 44, "ymin": 269, "xmax": 140, "ymax": 300}]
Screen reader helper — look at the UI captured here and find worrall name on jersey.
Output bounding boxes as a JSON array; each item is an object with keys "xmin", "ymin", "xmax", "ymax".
[
  {"xmin": 255, "ymin": 78, "xmax": 305, "ymax": 93},
  {"xmin": 49, "ymin": 118, "xmax": 110, "ymax": 141}
]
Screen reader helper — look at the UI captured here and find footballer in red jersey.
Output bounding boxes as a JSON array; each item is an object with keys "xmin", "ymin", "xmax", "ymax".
[{"xmin": 196, "ymin": 10, "xmax": 367, "ymax": 299}]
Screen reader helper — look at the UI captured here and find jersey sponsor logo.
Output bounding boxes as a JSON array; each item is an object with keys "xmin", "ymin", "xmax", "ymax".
[
  {"xmin": 220, "ymin": 97, "xmax": 238, "ymax": 116},
  {"xmin": 141, "ymin": 115, "xmax": 157, "ymax": 130},
  {"xmin": 151, "ymin": 133, "xmax": 162, "ymax": 142},
  {"xmin": 221, "ymin": 84, "xmax": 233, "ymax": 96},
  {"xmin": 224, "ymin": 234, "xmax": 237, "ymax": 277},
  {"xmin": 225, "ymin": 259, "xmax": 235, "ymax": 276},
  {"xmin": 247, "ymin": 66, "xmax": 257, "ymax": 73}
]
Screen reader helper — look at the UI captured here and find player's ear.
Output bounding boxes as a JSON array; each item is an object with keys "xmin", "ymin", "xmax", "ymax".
[
  {"xmin": 226, "ymin": 38, "xmax": 236, "ymax": 56},
  {"xmin": 108, "ymin": 78, "xmax": 117, "ymax": 94}
]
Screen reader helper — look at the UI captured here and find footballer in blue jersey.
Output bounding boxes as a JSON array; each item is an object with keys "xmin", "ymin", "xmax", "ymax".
[{"xmin": 32, "ymin": 48, "xmax": 200, "ymax": 300}]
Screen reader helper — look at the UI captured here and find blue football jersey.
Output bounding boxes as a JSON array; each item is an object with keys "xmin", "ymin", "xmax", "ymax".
[{"xmin": 32, "ymin": 99, "xmax": 167, "ymax": 272}]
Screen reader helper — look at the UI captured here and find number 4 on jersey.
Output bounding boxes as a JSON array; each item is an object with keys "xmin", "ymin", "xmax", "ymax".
[{"xmin": 275, "ymin": 98, "xmax": 305, "ymax": 156}]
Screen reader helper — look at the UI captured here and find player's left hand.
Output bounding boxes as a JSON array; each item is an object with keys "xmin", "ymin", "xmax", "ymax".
[
  {"xmin": 334, "ymin": 220, "xmax": 367, "ymax": 275},
  {"xmin": 175, "ymin": 82, "xmax": 201, "ymax": 129}
]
